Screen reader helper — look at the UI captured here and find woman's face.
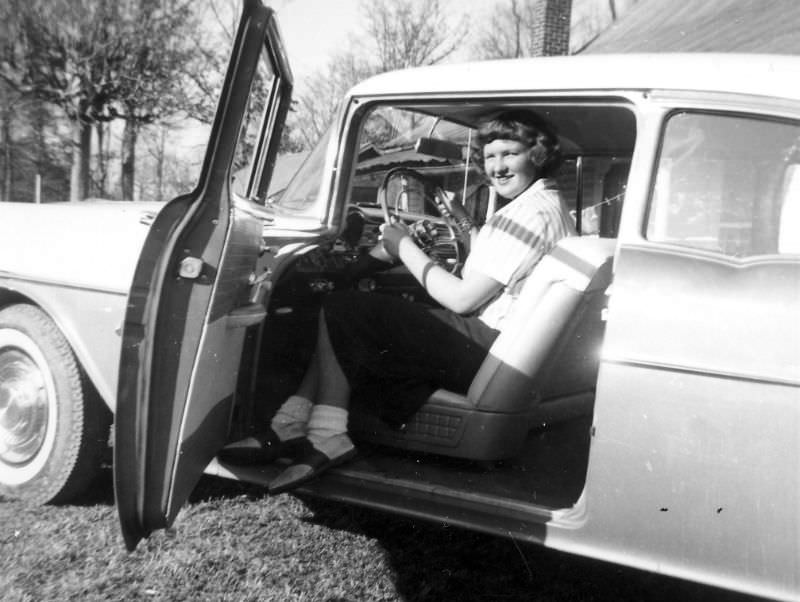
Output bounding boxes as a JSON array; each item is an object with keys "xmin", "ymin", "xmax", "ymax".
[{"xmin": 483, "ymin": 139, "xmax": 539, "ymax": 199}]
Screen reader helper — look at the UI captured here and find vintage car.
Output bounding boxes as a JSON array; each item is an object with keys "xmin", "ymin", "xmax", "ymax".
[{"xmin": 1, "ymin": 1, "xmax": 798, "ymax": 599}]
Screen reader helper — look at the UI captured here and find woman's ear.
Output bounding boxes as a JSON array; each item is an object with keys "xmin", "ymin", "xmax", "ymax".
[{"xmin": 527, "ymin": 143, "xmax": 547, "ymax": 170}]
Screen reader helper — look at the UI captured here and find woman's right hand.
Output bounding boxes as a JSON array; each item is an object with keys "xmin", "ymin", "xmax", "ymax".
[{"xmin": 437, "ymin": 190, "xmax": 469, "ymax": 222}]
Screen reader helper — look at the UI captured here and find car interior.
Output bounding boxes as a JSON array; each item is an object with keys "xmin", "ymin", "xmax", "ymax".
[{"xmin": 226, "ymin": 100, "xmax": 636, "ymax": 509}]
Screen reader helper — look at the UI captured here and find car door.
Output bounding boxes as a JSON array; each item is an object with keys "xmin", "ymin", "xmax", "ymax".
[
  {"xmin": 572, "ymin": 102, "xmax": 800, "ymax": 597},
  {"xmin": 114, "ymin": 0, "xmax": 292, "ymax": 551}
]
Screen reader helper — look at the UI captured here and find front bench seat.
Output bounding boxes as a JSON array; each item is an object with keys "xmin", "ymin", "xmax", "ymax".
[{"xmin": 350, "ymin": 237, "xmax": 616, "ymax": 461}]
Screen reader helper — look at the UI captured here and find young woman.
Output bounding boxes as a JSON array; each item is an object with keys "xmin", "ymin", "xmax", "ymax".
[{"xmin": 220, "ymin": 109, "xmax": 576, "ymax": 493}]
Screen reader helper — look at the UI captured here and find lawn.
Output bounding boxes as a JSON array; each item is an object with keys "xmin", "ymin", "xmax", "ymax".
[{"xmin": 0, "ymin": 471, "xmax": 764, "ymax": 601}]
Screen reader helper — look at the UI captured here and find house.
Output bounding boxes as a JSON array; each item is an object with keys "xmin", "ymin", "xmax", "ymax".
[{"xmin": 582, "ymin": 0, "xmax": 800, "ymax": 54}]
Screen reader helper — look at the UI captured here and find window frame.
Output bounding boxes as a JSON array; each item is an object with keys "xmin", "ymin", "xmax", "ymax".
[{"xmin": 643, "ymin": 108, "xmax": 800, "ymax": 260}]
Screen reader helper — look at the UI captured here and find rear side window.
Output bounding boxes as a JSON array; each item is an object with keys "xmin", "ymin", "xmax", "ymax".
[{"xmin": 647, "ymin": 111, "xmax": 800, "ymax": 257}]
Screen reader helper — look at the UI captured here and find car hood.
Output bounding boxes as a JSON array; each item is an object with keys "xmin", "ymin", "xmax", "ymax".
[{"xmin": 0, "ymin": 200, "xmax": 166, "ymax": 293}]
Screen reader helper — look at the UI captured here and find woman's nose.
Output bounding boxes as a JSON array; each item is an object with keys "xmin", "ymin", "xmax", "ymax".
[{"xmin": 492, "ymin": 159, "xmax": 508, "ymax": 175}]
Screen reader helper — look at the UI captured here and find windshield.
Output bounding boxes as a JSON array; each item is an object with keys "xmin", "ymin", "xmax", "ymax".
[
  {"xmin": 275, "ymin": 127, "xmax": 333, "ymax": 216},
  {"xmin": 350, "ymin": 105, "xmax": 485, "ymax": 220}
]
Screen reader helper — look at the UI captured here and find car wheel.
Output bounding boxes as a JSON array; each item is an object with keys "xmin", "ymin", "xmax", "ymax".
[{"xmin": 0, "ymin": 304, "xmax": 109, "ymax": 504}]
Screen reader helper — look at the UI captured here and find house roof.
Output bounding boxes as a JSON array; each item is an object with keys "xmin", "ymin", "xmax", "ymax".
[{"xmin": 583, "ymin": 0, "xmax": 800, "ymax": 54}]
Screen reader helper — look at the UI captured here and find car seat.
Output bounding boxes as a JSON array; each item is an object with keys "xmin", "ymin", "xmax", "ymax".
[{"xmin": 350, "ymin": 236, "xmax": 616, "ymax": 461}]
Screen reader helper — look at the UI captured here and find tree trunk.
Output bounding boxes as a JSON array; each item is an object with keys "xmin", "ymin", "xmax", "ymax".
[
  {"xmin": 95, "ymin": 122, "xmax": 107, "ymax": 197},
  {"xmin": 155, "ymin": 126, "xmax": 165, "ymax": 203},
  {"xmin": 32, "ymin": 102, "xmax": 47, "ymax": 201},
  {"xmin": 69, "ymin": 119, "xmax": 92, "ymax": 202},
  {"xmin": 121, "ymin": 117, "xmax": 138, "ymax": 200},
  {"xmin": 1, "ymin": 107, "xmax": 11, "ymax": 203}
]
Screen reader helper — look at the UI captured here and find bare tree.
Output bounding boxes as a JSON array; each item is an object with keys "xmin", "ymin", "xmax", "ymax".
[
  {"xmin": 114, "ymin": 1, "xmax": 201, "ymax": 199},
  {"xmin": 179, "ymin": 0, "xmax": 239, "ymax": 126},
  {"xmin": 1, "ymin": 0, "xmax": 214, "ymax": 201},
  {"xmin": 293, "ymin": 50, "xmax": 376, "ymax": 149},
  {"xmin": 292, "ymin": 0, "xmax": 468, "ymax": 150},
  {"xmin": 363, "ymin": 0, "xmax": 467, "ymax": 71},
  {"xmin": 0, "ymin": 83, "xmax": 16, "ymax": 203},
  {"xmin": 0, "ymin": 0, "xmax": 118, "ymax": 201},
  {"xmin": 472, "ymin": 0, "xmax": 539, "ymax": 59}
]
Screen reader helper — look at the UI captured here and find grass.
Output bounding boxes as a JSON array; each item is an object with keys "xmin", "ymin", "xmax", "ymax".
[{"xmin": 0, "ymin": 471, "xmax": 766, "ymax": 602}]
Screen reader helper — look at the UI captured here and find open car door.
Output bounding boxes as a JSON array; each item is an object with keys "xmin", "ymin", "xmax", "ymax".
[{"xmin": 114, "ymin": 0, "xmax": 292, "ymax": 550}]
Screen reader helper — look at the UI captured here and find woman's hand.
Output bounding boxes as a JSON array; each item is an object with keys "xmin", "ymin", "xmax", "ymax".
[
  {"xmin": 441, "ymin": 194, "xmax": 470, "ymax": 222},
  {"xmin": 435, "ymin": 190, "xmax": 475, "ymax": 235},
  {"xmin": 378, "ymin": 222, "xmax": 411, "ymax": 259}
]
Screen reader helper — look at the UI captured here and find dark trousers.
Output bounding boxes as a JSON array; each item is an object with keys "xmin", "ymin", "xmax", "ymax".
[{"xmin": 322, "ymin": 291, "xmax": 499, "ymax": 424}]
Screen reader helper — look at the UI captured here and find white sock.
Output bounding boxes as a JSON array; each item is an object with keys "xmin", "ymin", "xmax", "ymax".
[
  {"xmin": 270, "ymin": 395, "xmax": 312, "ymax": 440},
  {"xmin": 306, "ymin": 405, "xmax": 353, "ymax": 455}
]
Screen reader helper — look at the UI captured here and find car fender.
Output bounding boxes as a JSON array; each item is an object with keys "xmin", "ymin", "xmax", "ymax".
[{"xmin": 0, "ymin": 201, "xmax": 164, "ymax": 410}]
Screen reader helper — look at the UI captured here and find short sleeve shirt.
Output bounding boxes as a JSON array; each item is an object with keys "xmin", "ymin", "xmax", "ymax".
[{"xmin": 462, "ymin": 177, "xmax": 575, "ymax": 331}]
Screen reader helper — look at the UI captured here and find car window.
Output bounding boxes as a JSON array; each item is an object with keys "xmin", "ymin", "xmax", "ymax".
[
  {"xmin": 647, "ymin": 111, "xmax": 800, "ymax": 257},
  {"xmin": 275, "ymin": 126, "xmax": 333, "ymax": 217},
  {"xmin": 230, "ymin": 43, "xmax": 278, "ymax": 201},
  {"xmin": 559, "ymin": 157, "xmax": 629, "ymax": 237},
  {"xmin": 351, "ymin": 106, "xmax": 483, "ymax": 220}
]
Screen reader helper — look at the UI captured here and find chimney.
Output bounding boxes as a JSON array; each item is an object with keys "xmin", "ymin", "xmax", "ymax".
[{"xmin": 531, "ymin": 0, "xmax": 572, "ymax": 56}]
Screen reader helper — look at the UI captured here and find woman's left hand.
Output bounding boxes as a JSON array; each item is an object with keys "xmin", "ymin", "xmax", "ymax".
[{"xmin": 379, "ymin": 222, "xmax": 411, "ymax": 259}]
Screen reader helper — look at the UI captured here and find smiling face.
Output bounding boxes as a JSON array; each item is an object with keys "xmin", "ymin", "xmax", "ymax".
[{"xmin": 482, "ymin": 139, "xmax": 540, "ymax": 200}]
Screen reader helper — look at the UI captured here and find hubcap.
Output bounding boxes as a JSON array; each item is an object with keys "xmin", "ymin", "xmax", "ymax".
[{"xmin": 0, "ymin": 348, "xmax": 49, "ymax": 466}]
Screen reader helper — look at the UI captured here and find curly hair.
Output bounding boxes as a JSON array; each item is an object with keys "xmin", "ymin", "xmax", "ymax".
[{"xmin": 476, "ymin": 109, "xmax": 562, "ymax": 178}]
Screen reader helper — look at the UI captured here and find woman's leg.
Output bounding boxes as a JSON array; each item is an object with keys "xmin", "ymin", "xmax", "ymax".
[
  {"xmin": 268, "ymin": 351, "xmax": 318, "ymax": 439},
  {"xmin": 236, "ymin": 303, "xmax": 352, "ymax": 442},
  {"xmin": 269, "ymin": 309, "xmax": 356, "ymax": 493},
  {"xmin": 314, "ymin": 308, "xmax": 350, "ymax": 408},
  {"xmin": 218, "ymin": 321, "xmax": 323, "ymax": 461}
]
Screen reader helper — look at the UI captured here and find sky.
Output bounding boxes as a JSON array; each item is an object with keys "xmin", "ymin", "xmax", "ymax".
[
  {"xmin": 260, "ymin": 0, "xmax": 629, "ymax": 87},
  {"xmin": 268, "ymin": 0, "xmax": 491, "ymax": 83},
  {"xmin": 175, "ymin": 0, "xmax": 624, "ymax": 158}
]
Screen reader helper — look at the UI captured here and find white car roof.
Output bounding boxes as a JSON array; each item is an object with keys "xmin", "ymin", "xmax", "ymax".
[{"xmin": 348, "ymin": 53, "xmax": 800, "ymax": 103}]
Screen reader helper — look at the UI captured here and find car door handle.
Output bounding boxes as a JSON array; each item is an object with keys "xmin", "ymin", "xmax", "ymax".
[{"xmin": 226, "ymin": 304, "xmax": 267, "ymax": 329}]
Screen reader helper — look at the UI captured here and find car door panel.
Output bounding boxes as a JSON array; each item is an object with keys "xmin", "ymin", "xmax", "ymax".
[
  {"xmin": 114, "ymin": 0, "xmax": 292, "ymax": 550},
  {"xmin": 560, "ymin": 107, "xmax": 800, "ymax": 596},
  {"xmin": 579, "ymin": 246, "xmax": 800, "ymax": 596}
]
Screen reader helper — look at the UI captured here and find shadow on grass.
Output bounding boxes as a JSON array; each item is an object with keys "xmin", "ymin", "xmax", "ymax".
[
  {"xmin": 298, "ymin": 496, "xmax": 767, "ymax": 602},
  {"xmin": 66, "ymin": 464, "xmax": 271, "ymax": 508},
  {"xmin": 63, "ymin": 473, "xmax": 767, "ymax": 602},
  {"xmin": 64, "ymin": 467, "xmax": 115, "ymax": 507}
]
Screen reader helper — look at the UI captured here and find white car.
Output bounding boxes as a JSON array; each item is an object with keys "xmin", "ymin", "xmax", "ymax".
[{"xmin": 1, "ymin": 1, "xmax": 798, "ymax": 600}]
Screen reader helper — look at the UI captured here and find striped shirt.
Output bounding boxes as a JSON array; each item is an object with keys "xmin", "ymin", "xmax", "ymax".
[{"xmin": 463, "ymin": 177, "xmax": 575, "ymax": 331}]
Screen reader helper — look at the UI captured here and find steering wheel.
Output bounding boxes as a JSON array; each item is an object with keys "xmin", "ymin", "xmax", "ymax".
[{"xmin": 376, "ymin": 167, "xmax": 468, "ymax": 273}]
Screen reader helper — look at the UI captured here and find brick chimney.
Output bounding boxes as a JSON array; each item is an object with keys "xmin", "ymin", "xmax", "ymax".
[{"xmin": 531, "ymin": 0, "xmax": 572, "ymax": 56}]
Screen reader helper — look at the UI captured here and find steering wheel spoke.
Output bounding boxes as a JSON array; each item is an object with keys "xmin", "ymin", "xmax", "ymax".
[{"xmin": 377, "ymin": 167, "xmax": 467, "ymax": 273}]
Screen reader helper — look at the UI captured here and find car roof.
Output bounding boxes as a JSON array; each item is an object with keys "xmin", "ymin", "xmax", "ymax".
[{"xmin": 348, "ymin": 53, "xmax": 800, "ymax": 103}]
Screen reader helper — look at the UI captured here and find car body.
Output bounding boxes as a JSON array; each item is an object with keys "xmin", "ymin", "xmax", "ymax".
[{"xmin": 1, "ymin": 1, "xmax": 798, "ymax": 599}]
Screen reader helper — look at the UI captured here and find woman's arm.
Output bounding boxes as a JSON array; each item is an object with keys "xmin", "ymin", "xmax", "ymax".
[{"xmin": 382, "ymin": 224, "xmax": 501, "ymax": 314}]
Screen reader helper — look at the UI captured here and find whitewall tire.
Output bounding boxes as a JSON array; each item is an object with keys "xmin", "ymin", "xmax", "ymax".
[{"xmin": 0, "ymin": 304, "xmax": 109, "ymax": 503}]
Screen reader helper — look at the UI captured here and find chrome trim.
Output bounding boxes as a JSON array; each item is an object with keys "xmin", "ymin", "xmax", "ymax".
[
  {"xmin": 601, "ymin": 356, "xmax": 800, "ymax": 388},
  {"xmin": 0, "ymin": 273, "xmax": 128, "ymax": 296},
  {"xmin": 616, "ymin": 242, "xmax": 800, "ymax": 268}
]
